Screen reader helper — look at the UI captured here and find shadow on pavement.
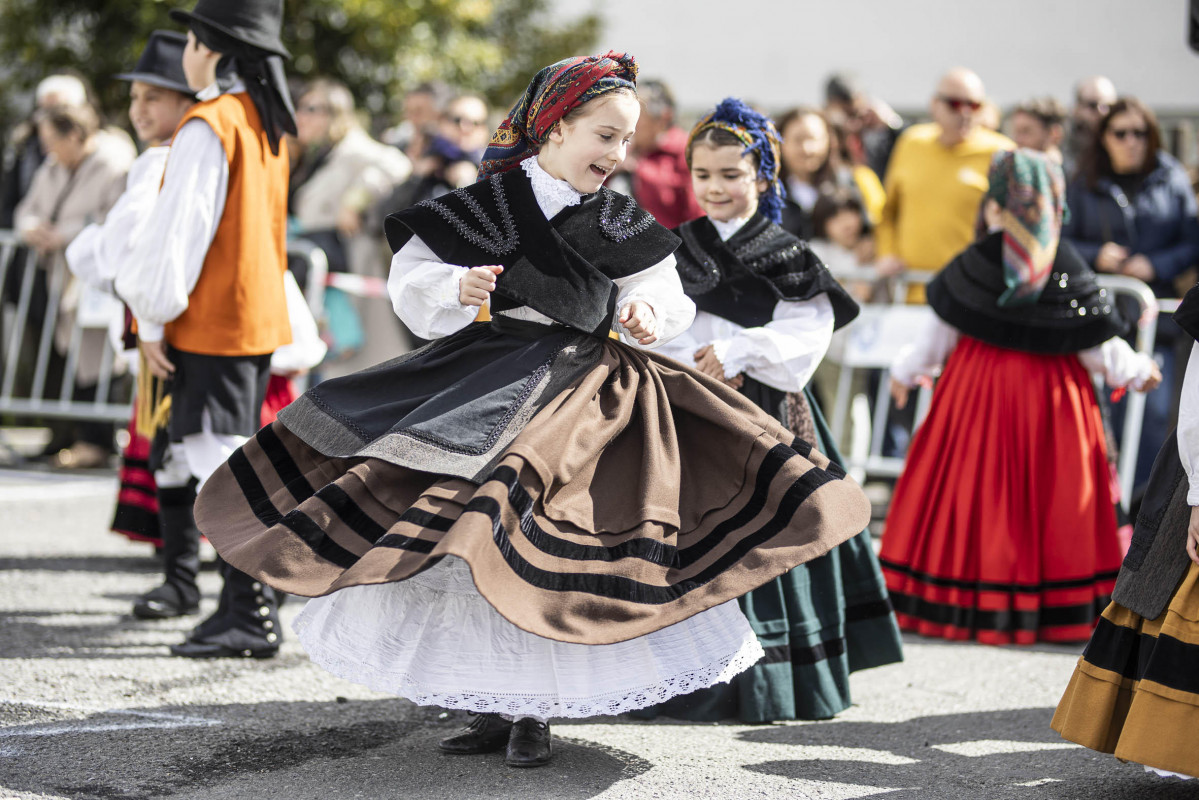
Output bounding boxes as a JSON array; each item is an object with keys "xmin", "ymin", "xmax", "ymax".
[
  {"xmin": 0, "ymin": 555, "xmax": 161, "ymax": 573},
  {"xmin": 739, "ymin": 707, "xmax": 1195, "ymax": 800},
  {"xmin": 0, "ymin": 700, "xmax": 651, "ymax": 800}
]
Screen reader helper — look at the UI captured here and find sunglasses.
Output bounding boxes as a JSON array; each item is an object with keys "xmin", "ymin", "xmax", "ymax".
[
  {"xmin": 1108, "ymin": 127, "xmax": 1148, "ymax": 141},
  {"xmin": 938, "ymin": 95, "xmax": 982, "ymax": 113},
  {"xmin": 1080, "ymin": 100, "xmax": 1111, "ymax": 114},
  {"xmin": 449, "ymin": 115, "xmax": 487, "ymax": 128}
]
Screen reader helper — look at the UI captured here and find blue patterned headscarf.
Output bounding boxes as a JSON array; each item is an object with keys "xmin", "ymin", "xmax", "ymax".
[
  {"xmin": 477, "ymin": 51, "xmax": 638, "ymax": 181},
  {"xmin": 685, "ymin": 97, "xmax": 785, "ymax": 224}
]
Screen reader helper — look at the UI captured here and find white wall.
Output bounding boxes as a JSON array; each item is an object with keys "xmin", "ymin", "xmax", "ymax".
[{"xmin": 554, "ymin": 0, "xmax": 1199, "ymax": 113}]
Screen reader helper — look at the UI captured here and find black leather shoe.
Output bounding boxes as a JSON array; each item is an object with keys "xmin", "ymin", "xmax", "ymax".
[
  {"xmin": 168, "ymin": 638, "xmax": 279, "ymax": 658},
  {"xmin": 438, "ymin": 713, "xmax": 513, "ymax": 755},
  {"xmin": 133, "ymin": 582, "xmax": 199, "ymax": 619},
  {"xmin": 505, "ymin": 718, "xmax": 552, "ymax": 767}
]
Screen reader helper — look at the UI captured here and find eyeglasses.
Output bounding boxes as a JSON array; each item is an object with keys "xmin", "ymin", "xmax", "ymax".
[
  {"xmin": 449, "ymin": 115, "xmax": 487, "ymax": 128},
  {"xmin": 1080, "ymin": 100, "xmax": 1111, "ymax": 114},
  {"xmin": 1108, "ymin": 127, "xmax": 1148, "ymax": 141},
  {"xmin": 937, "ymin": 95, "xmax": 982, "ymax": 113}
]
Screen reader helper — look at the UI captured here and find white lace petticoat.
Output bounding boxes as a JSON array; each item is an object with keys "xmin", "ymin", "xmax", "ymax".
[{"xmin": 293, "ymin": 556, "xmax": 764, "ymax": 719}]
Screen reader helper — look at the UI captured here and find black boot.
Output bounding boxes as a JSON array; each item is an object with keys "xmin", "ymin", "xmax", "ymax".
[
  {"xmin": 185, "ymin": 557, "xmax": 232, "ymax": 641},
  {"xmin": 438, "ymin": 713, "xmax": 513, "ymax": 754},
  {"xmin": 133, "ymin": 481, "xmax": 200, "ymax": 619},
  {"xmin": 506, "ymin": 718, "xmax": 552, "ymax": 767},
  {"xmin": 169, "ymin": 566, "xmax": 280, "ymax": 658}
]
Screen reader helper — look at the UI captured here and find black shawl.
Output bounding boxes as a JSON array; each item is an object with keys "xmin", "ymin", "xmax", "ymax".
[
  {"xmin": 672, "ymin": 213, "xmax": 859, "ymax": 331},
  {"xmin": 384, "ymin": 170, "xmax": 679, "ymax": 338},
  {"xmin": 927, "ymin": 232, "xmax": 1129, "ymax": 354}
]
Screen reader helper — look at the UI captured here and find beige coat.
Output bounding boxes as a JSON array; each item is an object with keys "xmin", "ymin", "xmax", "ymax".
[
  {"xmin": 14, "ymin": 131, "xmax": 134, "ymax": 385},
  {"xmin": 292, "ymin": 127, "xmax": 411, "ymax": 278}
]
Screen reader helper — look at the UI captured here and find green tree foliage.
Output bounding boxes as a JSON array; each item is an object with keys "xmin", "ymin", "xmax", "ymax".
[{"xmin": 0, "ymin": 0, "xmax": 599, "ymax": 128}]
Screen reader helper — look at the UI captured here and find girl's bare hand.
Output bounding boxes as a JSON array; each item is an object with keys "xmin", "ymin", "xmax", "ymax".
[
  {"xmin": 1188, "ymin": 505, "xmax": 1199, "ymax": 565},
  {"xmin": 1138, "ymin": 362, "xmax": 1163, "ymax": 393},
  {"xmin": 619, "ymin": 300, "xmax": 657, "ymax": 345},
  {"xmin": 459, "ymin": 265, "xmax": 503, "ymax": 307},
  {"xmin": 693, "ymin": 344, "xmax": 728, "ymax": 381}
]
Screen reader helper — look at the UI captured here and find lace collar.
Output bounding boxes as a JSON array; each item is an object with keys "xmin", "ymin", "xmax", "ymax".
[
  {"xmin": 521, "ymin": 156, "xmax": 583, "ymax": 219},
  {"xmin": 710, "ymin": 214, "xmax": 754, "ymax": 242}
]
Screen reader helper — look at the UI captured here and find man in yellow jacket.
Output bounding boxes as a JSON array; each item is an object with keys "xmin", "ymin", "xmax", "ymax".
[{"xmin": 875, "ymin": 68, "xmax": 1014, "ymax": 303}]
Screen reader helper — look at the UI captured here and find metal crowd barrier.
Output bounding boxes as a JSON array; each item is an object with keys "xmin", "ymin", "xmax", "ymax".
[
  {"xmin": 822, "ymin": 266, "xmax": 1161, "ymax": 510},
  {"xmin": 0, "ymin": 229, "xmax": 329, "ymax": 426}
]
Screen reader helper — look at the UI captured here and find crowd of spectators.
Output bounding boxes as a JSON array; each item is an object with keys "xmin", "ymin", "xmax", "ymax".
[{"xmin": 1, "ymin": 63, "xmax": 1198, "ymax": 486}]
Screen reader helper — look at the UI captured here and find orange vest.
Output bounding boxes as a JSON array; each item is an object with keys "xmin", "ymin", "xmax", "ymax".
[{"xmin": 164, "ymin": 93, "xmax": 291, "ymax": 356}]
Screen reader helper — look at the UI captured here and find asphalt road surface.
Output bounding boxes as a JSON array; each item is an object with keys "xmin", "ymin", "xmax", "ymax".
[{"xmin": 1, "ymin": 467, "xmax": 1195, "ymax": 800}]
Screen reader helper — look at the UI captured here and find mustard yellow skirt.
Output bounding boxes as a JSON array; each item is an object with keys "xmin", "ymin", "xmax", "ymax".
[{"xmin": 1052, "ymin": 560, "xmax": 1199, "ymax": 778}]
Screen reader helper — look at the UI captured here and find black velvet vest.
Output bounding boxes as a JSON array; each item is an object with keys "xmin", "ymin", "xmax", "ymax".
[
  {"xmin": 673, "ymin": 214, "xmax": 859, "ymax": 331},
  {"xmin": 384, "ymin": 169, "xmax": 680, "ymax": 337}
]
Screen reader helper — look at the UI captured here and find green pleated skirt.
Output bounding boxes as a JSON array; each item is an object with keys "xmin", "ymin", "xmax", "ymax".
[{"xmin": 637, "ymin": 386, "xmax": 904, "ymax": 722}]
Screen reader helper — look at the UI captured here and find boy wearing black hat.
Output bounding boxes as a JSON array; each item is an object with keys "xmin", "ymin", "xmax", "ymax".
[
  {"xmin": 68, "ymin": 30, "xmax": 194, "ymax": 298},
  {"xmin": 116, "ymin": 0, "xmax": 296, "ymax": 659},
  {"xmin": 65, "ymin": 30, "xmax": 196, "ymax": 549}
]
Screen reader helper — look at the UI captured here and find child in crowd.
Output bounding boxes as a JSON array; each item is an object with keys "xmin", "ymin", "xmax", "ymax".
[
  {"xmin": 192, "ymin": 53, "xmax": 870, "ymax": 767},
  {"xmin": 65, "ymin": 31, "xmax": 197, "ymax": 545},
  {"xmin": 1053, "ymin": 281, "xmax": 1199, "ymax": 780},
  {"xmin": 115, "ymin": 0, "xmax": 298, "ymax": 658},
  {"xmin": 649, "ymin": 98, "xmax": 903, "ymax": 722},
  {"xmin": 883, "ymin": 149, "xmax": 1160, "ymax": 645},
  {"xmin": 808, "ymin": 187, "xmax": 876, "ymax": 302}
]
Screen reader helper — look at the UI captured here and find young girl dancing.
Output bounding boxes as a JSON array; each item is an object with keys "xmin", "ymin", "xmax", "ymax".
[
  {"xmin": 1052, "ymin": 283, "xmax": 1199, "ymax": 780},
  {"xmin": 193, "ymin": 53, "xmax": 870, "ymax": 767},
  {"xmin": 649, "ymin": 98, "xmax": 902, "ymax": 722},
  {"xmin": 882, "ymin": 148, "xmax": 1160, "ymax": 645}
]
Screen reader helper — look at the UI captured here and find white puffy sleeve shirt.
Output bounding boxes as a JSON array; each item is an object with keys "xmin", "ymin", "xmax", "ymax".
[
  {"xmin": 269, "ymin": 270, "xmax": 328, "ymax": 375},
  {"xmin": 656, "ymin": 216, "xmax": 836, "ymax": 393},
  {"xmin": 1177, "ymin": 342, "xmax": 1199, "ymax": 505},
  {"xmin": 115, "ymin": 82, "xmax": 236, "ymax": 343},
  {"xmin": 386, "ymin": 156, "xmax": 695, "ymax": 348},
  {"xmin": 66, "ymin": 145, "xmax": 170, "ymax": 294},
  {"xmin": 890, "ymin": 314, "xmax": 1158, "ymax": 391}
]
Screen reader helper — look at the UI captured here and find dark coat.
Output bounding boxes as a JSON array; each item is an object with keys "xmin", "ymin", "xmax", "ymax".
[{"xmin": 1062, "ymin": 150, "xmax": 1199, "ymax": 300}]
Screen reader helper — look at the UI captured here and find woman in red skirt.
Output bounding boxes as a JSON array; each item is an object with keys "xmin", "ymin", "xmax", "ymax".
[{"xmin": 882, "ymin": 148, "xmax": 1161, "ymax": 644}]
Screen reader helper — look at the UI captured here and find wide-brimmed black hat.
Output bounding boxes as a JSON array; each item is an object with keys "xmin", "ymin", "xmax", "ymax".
[
  {"xmin": 115, "ymin": 31, "xmax": 194, "ymax": 95},
  {"xmin": 927, "ymin": 231, "xmax": 1128, "ymax": 354},
  {"xmin": 170, "ymin": 0, "xmax": 289, "ymax": 59}
]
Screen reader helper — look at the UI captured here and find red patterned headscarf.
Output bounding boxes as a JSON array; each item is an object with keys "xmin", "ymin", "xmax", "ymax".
[{"xmin": 477, "ymin": 51, "xmax": 638, "ymax": 181}]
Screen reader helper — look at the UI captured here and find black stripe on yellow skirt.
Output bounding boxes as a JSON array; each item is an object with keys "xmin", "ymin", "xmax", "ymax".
[
  {"xmin": 880, "ymin": 558, "xmax": 1120, "ymax": 594},
  {"xmin": 1082, "ymin": 615, "xmax": 1199, "ymax": 695},
  {"xmin": 889, "ymin": 589, "xmax": 1108, "ymax": 632}
]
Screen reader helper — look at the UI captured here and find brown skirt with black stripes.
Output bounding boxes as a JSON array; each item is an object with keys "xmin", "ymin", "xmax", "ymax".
[{"xmin": 194, "ymin": 331, "xmax": 871, "ymax": 645}]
